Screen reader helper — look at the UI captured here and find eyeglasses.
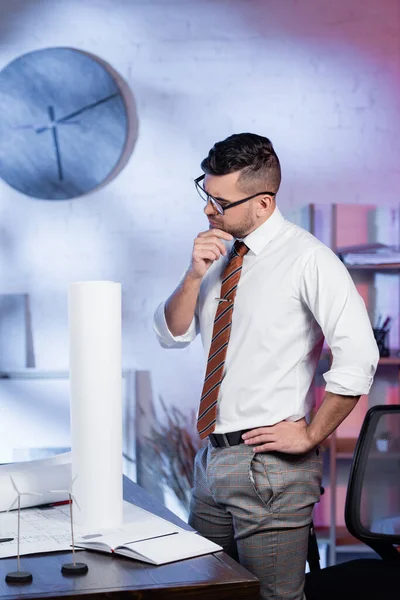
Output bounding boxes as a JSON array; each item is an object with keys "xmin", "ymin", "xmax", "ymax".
[{"xmin": 194, "ymin": 174, "xmax": 276, "ymax": 215}]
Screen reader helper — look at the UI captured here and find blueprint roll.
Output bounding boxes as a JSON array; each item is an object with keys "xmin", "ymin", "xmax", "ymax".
[{"xmin": 69, "ymin": 281, "xmax": 123, "ymax": 530}]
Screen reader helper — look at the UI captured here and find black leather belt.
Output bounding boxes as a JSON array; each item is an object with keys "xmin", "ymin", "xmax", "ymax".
[{"xmin": 209, "ymin": 430, "xmax": 248, "ymax": 448}]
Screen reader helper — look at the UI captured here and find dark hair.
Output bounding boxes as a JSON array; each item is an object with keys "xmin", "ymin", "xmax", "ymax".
[{"xmin": 201, "ymin": 133, "xmax": 281, "ymax": 194}]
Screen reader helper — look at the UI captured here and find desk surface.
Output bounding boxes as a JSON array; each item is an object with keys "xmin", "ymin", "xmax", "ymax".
[{"xmin": 0, "ymin": 477, "xmax": 259, "ymax": 600}]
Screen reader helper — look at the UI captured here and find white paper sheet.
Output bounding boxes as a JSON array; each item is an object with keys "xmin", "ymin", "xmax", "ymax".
[
  {"xmin": 0, "ymin": 501, "xmax": 163, "ymax": 558},
  {"xmin": 0, "ymin": 453, "xmax": 71, "ymax": 512},
  {"xmin": 0, "ymin": 503, "xmax": 83, "ymax": 558},
  {"xmin": 69, "ymin": 281, "xmax": 123, "ymax": 530},
  {"xmin": 77, "ymin": 505, "xmax": 184, "ymax": 549}
]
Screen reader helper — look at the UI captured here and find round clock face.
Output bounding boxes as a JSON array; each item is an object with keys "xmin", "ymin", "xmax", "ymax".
[{"xmin": 0, "ymin": 48, "xmax": 133, "ymax": 200}]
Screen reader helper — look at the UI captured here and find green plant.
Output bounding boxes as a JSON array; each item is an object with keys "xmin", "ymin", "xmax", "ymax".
[{"xmin": 144, "ymin": 397, "xmax": 206, "ymax": 512}]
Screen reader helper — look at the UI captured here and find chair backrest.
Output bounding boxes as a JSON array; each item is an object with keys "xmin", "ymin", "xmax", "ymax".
[{"xmin": 345, "ymin": 405, "xmax": 400, "ymax": 560}]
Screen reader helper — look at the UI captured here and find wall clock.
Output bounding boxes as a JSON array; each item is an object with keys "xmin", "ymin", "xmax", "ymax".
[{"xmin": 0, "ymin": 47, "xmax": 136, "ymax": 200}]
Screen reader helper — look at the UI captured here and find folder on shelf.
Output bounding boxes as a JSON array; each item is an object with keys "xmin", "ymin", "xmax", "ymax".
[{"xmin": 337, "ymin": 243, "xmax": 400, "ymax": 266}]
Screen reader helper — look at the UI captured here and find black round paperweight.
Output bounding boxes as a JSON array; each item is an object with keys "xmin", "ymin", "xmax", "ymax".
[
  {"xmin": 61, "ymin": 562, "xmax": 89, "ymax": 576},
  {"xmin": 5, "ymin": 571, "xmax": 33, "ymax": 584}
]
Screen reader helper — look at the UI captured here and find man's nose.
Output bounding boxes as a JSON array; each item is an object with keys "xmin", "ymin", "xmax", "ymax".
[{"xmin": 204, "ymin": 198, "xmax": 218, "ymax": 215}]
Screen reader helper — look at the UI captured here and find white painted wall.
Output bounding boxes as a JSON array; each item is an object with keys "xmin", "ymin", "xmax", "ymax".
[{"xmin": 0, "ymin": 0, "xmax": 399, "ymax": 426}]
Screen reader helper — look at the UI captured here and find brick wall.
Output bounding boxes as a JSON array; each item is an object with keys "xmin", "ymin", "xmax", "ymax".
[{"xmin": 0, "ymin": 0, "xmax": 398, "ymax": 415}]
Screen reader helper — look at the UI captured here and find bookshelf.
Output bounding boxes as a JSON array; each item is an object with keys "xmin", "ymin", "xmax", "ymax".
[
  {"xmin": 294, "ymin": 203, "xmax": 400, "ymax": 565},
  {"xmin": 346, "ymin": 264, "xmax": 400, "ymax": 271}
]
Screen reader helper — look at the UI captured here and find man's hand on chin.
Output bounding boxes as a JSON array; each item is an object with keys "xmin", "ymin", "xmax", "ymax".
[{"xmin": 242, "ymin": 418, "xmax": 315, "ymax": 454}]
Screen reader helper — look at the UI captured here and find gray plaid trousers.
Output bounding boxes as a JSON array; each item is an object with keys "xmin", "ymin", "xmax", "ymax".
[{"xmin": 189, "ymin": 442, "xmax": 323, "ymax": 600}]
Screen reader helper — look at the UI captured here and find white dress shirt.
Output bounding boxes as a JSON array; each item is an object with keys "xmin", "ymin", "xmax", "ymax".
[{"xmin": 154, "ymin": 206, "xmax": 379, "ymax": 433}]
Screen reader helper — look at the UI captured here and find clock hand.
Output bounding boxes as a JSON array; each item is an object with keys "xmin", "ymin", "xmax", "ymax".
[
  {"xmin": 11, "ymin": 124, "xmax": 36, "ymax": 131},
  {"xmin": 57, "ymin": 93, "xmax": 119, "ymax": 123},
  {"xmin": 35, "ymin": 120, "xmax": 80, "ymax": 134},
  {"xmin": 35, "ymin": 94, "xmax": 119, "ymax": 134},
  {"xmin": 48, "ymin": 106, "xmax": 63, "ymax": 181},
  {"xmin": 11, "ymin": 121, "xmax": 59, "ymax": 131}
]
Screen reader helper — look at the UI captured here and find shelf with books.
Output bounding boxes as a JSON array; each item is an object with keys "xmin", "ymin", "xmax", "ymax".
[
  {"xmin": 334, "ymin": 437, "xmax": 357, "ymax": 458},
  {"xmin": 304, "ymin": 202, "xmax": 400, "ymax": 566},
  {"xmin": 320, "ymin": 348, "xmax": 400, "ymax": 366},
  {"xmin": 323, "ymin": 438, "xmax": 400, "ymax": 459},
  {"xmin": 345, "ymin": 264, "xmax": 400, "ymax": 271},
  {"xmin": 314, "ymin": 526, "xmax": 400, "ymax": 553},
  {"xmin": 377, "ymin": 354, "xmax": 400, "ymax": 366},
  {"xmin": 314, "ymin": 525, "xmax": 363, "ymax": 548}
]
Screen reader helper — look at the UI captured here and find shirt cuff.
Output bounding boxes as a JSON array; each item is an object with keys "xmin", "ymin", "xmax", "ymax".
[
  {"xmin": 323, "ymin": 369, "xmax": 374, "ymax": 396},
  {"xmin": 153, "ymin": 302, "xmax": 197, "ymax": 348}
]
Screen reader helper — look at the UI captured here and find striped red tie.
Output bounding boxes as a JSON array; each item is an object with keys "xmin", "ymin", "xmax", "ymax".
[{"xmin": 197, "ymin": 241, "xmax": 249, "ymax": 439}]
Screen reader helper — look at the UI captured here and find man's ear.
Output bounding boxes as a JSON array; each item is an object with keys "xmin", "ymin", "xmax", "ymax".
[{"xmin": 258, "ymin": 195, "xmax": 274, "ymax": 214}]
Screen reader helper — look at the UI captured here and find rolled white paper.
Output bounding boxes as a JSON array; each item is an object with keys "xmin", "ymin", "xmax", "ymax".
[{"xmin": 69, "ymin": 281, "xmax": 123, "ymax": 530}]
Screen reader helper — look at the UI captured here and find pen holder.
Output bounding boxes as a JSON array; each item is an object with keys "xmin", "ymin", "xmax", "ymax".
[{"xmin": 373, "ymin": 328, "xmax": 390, "ymax": 358}]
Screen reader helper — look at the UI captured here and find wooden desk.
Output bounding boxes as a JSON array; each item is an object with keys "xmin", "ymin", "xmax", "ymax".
[{"xmin": 0, "ymin": 477, "xmax": 259, "ymax": 599}]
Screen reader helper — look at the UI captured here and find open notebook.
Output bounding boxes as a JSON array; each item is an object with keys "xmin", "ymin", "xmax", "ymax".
[{"xmin": 75, "ymin": 518, "xmax": 222, "ymax": 565}]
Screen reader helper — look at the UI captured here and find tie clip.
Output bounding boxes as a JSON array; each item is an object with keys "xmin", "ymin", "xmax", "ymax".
[{"xmin": 215, "ymin": 298, "xmax": 232, "ymax": 303}]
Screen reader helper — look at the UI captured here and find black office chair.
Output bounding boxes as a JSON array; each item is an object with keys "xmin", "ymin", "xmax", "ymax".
[
  {"xmin": 307, "ymin": 494, "xmax": 325, "ymax": 573},
  {"xmin": 305, "ymin": 405, "xmax": 400, "ymax": 600}
]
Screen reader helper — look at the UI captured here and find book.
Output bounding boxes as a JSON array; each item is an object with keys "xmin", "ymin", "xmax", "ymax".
[
  {"xmin": 337, "ymin": 243, "xmax": 400, "ymax": 266},
  {"xmin": 75, "ymin": 522, "xmax": 222, "ymax": 565}
]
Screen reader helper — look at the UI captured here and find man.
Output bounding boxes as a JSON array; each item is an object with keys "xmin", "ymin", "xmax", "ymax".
[{"xmin": 153, "ymin": 133, "xmax": 379, "ymax": 600}]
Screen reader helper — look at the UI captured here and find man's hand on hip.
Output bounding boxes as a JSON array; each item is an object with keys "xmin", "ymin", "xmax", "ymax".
[{"xmin": 242, "ymin": 418, "xmax": 314, "ymax": 454}]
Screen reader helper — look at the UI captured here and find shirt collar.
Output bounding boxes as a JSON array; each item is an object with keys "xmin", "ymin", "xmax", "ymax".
[{"xmin": 240, "ymin": 206, "xmax": 285, "ymax": 255}]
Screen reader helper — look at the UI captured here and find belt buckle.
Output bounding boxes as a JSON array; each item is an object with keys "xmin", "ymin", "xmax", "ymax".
[
  {"xmin": 209, "ymin": 433, "xmax": 229, "ymax": 448},
  {"xmin": 221, "ymin": 433, "xmax": 230, "ymax": 448},
  {"xmin": 209, "ymin": 431, "xmax": 243, "ymax": 448}
]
